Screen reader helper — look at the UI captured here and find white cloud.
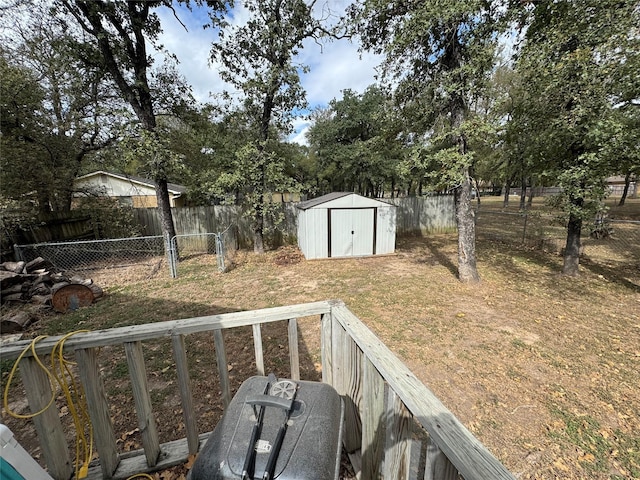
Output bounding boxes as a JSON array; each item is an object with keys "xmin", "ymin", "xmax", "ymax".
[{"xmin": 156, "ymin": 2, "xmax": 383, "ymax": 142}]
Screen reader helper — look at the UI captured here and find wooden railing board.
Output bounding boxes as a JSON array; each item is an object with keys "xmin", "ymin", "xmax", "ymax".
[
  {"xmin": 361, "ymin": 356, "xmax": 385, "ymax": 480},
  {"xmin": 213, "ymin": 329, "xmax": 231, "ymax": 408},
  {"xmin": 85, "ymin": 432, "xmax": 212, "ymax": 480},
  {"xmin": 331, "ymin": 303, "xmax": 515, "ymax": 480},
  {"xmin": 288, "ymin": 318, "xmax": 300, "ymax": 381},
  {"xmin": 124, "ymin": 341, "xmax": 161, "ymax": 467},
  {"xmin": 19, "ymin": 356, "xmax": 73, "ymax": 480},
  {"xmin": 334, "ymin": 322, "xmax": 363, "ymax": 453},
  {"xmin": 252, "ymin": 323, "xmax": 265, "ymax": 375},
  {"xmin": 0, "ymin": 302, "xmax": 333, "ymax": 361},
  {"xmin": 320, "ymin": 312, "xmax": 333, "ymax": 385},
  {"xmin": 75, "ymin": 347, "xmax": 120, "ymax": 478},
  {"xmin": 383, "ymin": 389, "xmax": 412, "ymax": 480},
  {"xmin": 424, "ymin": 440, "xmax": 459, "ymax": 480},
  {"xmin": 171, "ymin": 334, "xmax": 199, "ymax": 454}
]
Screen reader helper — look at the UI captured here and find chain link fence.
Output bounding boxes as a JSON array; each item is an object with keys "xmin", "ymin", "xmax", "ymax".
[
  {"xmin": 14, "ymin": 226, "xmax": 238, "ymax": 280},
  {"xmin": 14, "ymin": 236, "xmax": 166, "ymax": 272}
]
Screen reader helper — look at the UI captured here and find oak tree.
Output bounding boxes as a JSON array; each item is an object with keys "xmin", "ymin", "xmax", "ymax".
[{"xmin": 349, "ymin": 1, "xmax": 505, "ymax": 282}]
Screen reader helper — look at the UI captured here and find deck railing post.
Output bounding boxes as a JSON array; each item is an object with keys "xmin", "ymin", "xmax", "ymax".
[
  {"xmin": 361, "ymin": 356, "xmax": 385, "ymax": 479},
  {"xmin": 383, "ymin": 389, "xmax": 412, "ymax": 480},
  {"xmin": 124, "ymin": 341, "xmax": 161, "ymax": 467},
  {"xmin": 252, "ymin": 324, "xmax": 265, "ymax": 376},
  {"xmin": 19, "ymin": 356, "xmax": 73, "ymax": 480},
  {"xmin": 332, "ymin": 319, "xmax": 363, "ymax": 453},
  {"xmin": 320, "ymin": 312, "xmax": 333, "ymax": 385},
  {"xmin": 172, "ymin": 334, "xmax": 200, "ymax": 454},
  {"xmin": 424, "ymin": 439, "xmax": 459, "ymax": 480},
  {"xmin": 288, "ymin": 318, "xmax": 300, "ymax": 381},
  {"xmin": 75, "ymin": 347, "xmax": 120, "ymax": 478},
  {"xmin": 213, "ymin": 329, "xmax": 231, "ymax": 407}
]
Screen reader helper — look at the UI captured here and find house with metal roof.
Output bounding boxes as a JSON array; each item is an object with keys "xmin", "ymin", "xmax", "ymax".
[{"xmin": 73, "ymin": 171, "xmax": 187, "ymax": 208}]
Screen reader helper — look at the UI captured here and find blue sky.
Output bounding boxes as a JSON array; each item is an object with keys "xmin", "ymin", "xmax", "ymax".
[{"xmin": 155, "ymin": 1, "xmax": 383, "ymax": 144}]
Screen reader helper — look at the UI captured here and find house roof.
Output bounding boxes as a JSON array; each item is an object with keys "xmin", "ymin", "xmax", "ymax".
[{"xmin": 75, "ymin": 171, "xmax": 187, "ymax": 195}]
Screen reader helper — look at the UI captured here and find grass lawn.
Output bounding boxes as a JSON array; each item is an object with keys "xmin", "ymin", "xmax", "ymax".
[{"xmin": 2, "ymin": 216, "xmax": 639, "ymax": 479}]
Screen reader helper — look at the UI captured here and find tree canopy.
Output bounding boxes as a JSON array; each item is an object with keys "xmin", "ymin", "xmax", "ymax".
[
  {"xmin": 508, "ymin": 0, "xmax": 640, "ymax": 274},
  {"xmin": 2, "ymin": 0, "xmax": 637, "ymax": 275}
]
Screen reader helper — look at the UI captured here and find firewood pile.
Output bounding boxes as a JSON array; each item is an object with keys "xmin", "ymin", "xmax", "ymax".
[{"xmin": 0, "ymin": 257, "xmax": 104, "ymax": 333}]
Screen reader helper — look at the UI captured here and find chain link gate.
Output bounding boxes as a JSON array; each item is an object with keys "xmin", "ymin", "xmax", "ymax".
[{"xmin": 168, "ymin": 226, "xmax": 237, "ymax": 278}]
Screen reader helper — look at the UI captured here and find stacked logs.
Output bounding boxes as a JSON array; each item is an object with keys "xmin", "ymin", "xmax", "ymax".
[{"xmin": 0, "ymin": 257, "xmax": 104, "ymax": 333}]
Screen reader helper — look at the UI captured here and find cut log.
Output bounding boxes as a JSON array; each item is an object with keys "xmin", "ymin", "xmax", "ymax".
[
  {"xmin": 89, "ymin": 284, "xmax": 104, "ymax": 300},
  {"xmin": 0, "ymin": 312, "xmax": 32, "ymax": 333},
  {"xmin": 52, "ymin": 284, "xmax": 94, "ymax": 313},
  {"xmin": 1, "ymin": 261, "xmax": 26, "ymax": 274},
  {"xmin": 69, "ymin": 275, "xmax": 92, "ymax": 286},
  {"xmin": 1, "ymin": 271, "xmax": 20, "ymax": 289},
  {"xmin": 25, "ymin": 257, "xmax": 53, "ymax": 273},
  {"xmin": 31, "ymin": 294, "xmax": 52, "ymax": 306},
  {"xmin": 1, "ymin": 284, "xmax": 24, "ymax": 296},
  {"xmin": 2, "ymin": 293, "xmax": 24, "ymax": 303}
]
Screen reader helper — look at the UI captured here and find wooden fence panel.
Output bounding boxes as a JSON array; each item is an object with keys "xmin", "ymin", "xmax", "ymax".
[{"xmin": 131, "ymin": 196, "xmax": 455, "ymax": 242}]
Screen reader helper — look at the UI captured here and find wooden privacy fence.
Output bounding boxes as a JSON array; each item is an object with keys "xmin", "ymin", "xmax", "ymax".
[
  {"xmin": 0, "ymin": 301, "xmax": 514, "ymax": 480},
  {"xmin": 133, "ymin": 196, "xmax": 457, "ymax": 242}
]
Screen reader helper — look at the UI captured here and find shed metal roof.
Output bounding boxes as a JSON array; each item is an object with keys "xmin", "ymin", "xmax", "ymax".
[
  {"xmin": 297, "ymin": 192, "xmax": 395, "ymax": 210},
  {"xmin": 296, "ymin": 192, "xmax": 354, "ymax": 210}
]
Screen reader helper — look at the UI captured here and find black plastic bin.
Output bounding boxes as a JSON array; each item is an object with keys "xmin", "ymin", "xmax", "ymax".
[{"xmin": 188, "ymin": 375, "xmax": 344, "ymax": 480}]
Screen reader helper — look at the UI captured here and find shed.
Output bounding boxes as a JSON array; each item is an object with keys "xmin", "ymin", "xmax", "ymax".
[{"xmin": 296, "ymin": 192, "xmax": 396, "ymax": 259}]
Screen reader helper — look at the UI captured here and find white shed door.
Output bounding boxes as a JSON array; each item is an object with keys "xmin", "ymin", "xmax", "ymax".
[{"xmin": 330, "ymin": 209, "xmax": 375, "ymax": 257}]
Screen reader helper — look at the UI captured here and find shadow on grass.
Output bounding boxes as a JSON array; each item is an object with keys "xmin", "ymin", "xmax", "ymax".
[
  {"xmin": 400, "ymin": 234, "xmax": 459, "ymax": 278},
  {"xmin": 478, "ymin": 239, "xmax": 640, "ymax": 294},
  {"xmin": 580, "ymin": 259, "xmax": 640, "ymax": 293}
]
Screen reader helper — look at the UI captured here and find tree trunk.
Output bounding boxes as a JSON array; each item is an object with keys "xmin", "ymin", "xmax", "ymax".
[
  {"xmin": 562, "ymin": 210, "xmax": 582, "ymax": 276},
  {"xmin": 519, "ymin": 176, "xmax": 527, "ymax": 210},
  {"xmin": 455, "ymin": 171, "xmax": 480, "ymax": 283},
  {"xmin": 502, "ymin": 178, "xmax": 511, "ymax": 208},
  {"xmin": 253, "ymin": 211, "xmax": 265, "ymax": 253},
  {"xmin": 618, "ymin": 171, "xmax": 631, "ymax": 206},
  {"xmin": 527, "ymin": 177, "xmax": 535, "ymax": 207},
  {"xmin": 155, "ymin": 176, "xmax": 177, "ymax": 247}
]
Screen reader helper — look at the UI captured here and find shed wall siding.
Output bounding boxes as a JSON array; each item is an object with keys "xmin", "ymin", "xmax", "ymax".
[
  {"xmin": 376, "ymin": 206, "xmax": 396, "ymax": 255},
  {"xmin": 298, "ymin": 209, "xmax": 329, "ymax": 260}
]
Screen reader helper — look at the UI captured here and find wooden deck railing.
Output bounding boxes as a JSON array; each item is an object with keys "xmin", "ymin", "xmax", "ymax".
[{"xmin": 0, "ymin": 300, "xmax": 514, "ymax": 480}]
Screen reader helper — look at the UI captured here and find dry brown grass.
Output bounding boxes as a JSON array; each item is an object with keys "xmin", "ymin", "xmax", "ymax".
[{"xmin": 2, "ymin": 230, "xmax": 639, "ymax": 479}]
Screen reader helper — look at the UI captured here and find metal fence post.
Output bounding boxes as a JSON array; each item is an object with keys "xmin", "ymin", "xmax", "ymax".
[
  {"xmin": 13, "ymin": 244, "xmax": 24, "ymax": 262},
  {"xmin": 215, "ymin": 233, "xmax": 225, "ymax": 273},
  {"xmin": 165, "ymin": 233, "xmax": 177, "ymax": 279}
]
